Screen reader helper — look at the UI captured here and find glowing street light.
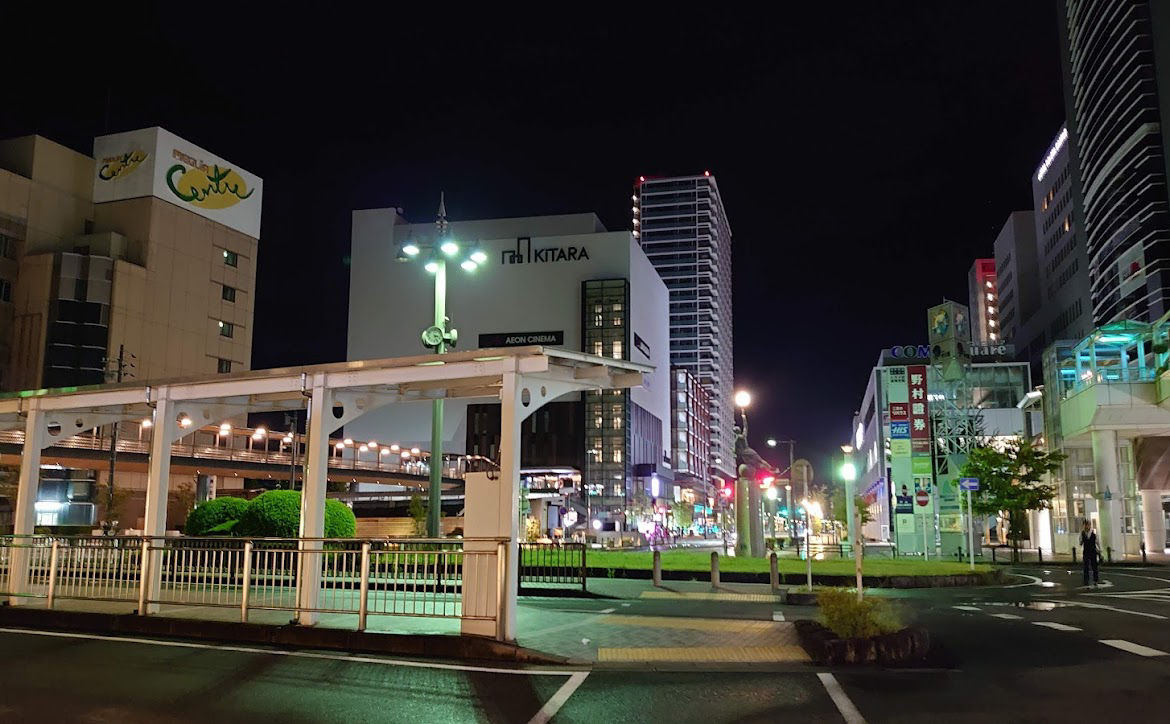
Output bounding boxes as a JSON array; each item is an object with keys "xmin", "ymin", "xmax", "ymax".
[{"xmin": 734, "ymin": 390, "xmax": 752, "ymax": 409}]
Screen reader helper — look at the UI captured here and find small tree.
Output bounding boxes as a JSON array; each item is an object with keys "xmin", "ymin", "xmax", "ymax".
[
  {"xmin": 670, "ymin": 501, "xmax": 694, "ymax": 530},
  {"xmin": 960, "ymin": 439, "xmax": 1064, "ymax": 562},
  {"xmin": 409, "ymin": 494, "xmax": 427, "ymax": 536},
  {"xmin": 830, "ymin": 488, "xmax": 874, "ymax": 528}
]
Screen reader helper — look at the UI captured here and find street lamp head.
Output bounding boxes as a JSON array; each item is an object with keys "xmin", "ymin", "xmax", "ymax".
[
  {"xmin": 767, "ymin": 437, "xmax": 777, "ymax": 447},
  {"xmin": 440, "ymin": 239, "xmax": 459, "ymax": 256},
  {"xmin": 734, "ymin": 390, "xmax": 751, "ymax": 408},
  {"xmin": 841, "ymin": 444, "xmax": 854, "ymax": 454},
  {"xmin": 460, "ymin": 259, "xmax": 477, "ymax": 272},
  {"xmin": 400, "ymin": 241, "xmax": 420, "ymax": 257},
  {"xmin": 840, "ymin": 461, "xmax": 857, "ymax": 481},
  {"xmin": 766, "ymin": 486, "xmax": 778, "ymax": 500},
  {"xmin": 469, "ymin": 243, "xmax": 488, "ymax": 264},
  {"xmin": 423, "ymin": 256, "xmax": 440, "ymax": 273}
]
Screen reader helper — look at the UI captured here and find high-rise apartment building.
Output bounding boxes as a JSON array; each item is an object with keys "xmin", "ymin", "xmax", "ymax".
[
  {"xmin": 634, "ymin": 173, "xmax": 734, "ymax": 481},
  {"xmin": 1059, "ymin": 0, "xmax": 1170, "ymax": 325},
  {"xmin": 994, "ymin": 212, "xmax": 1041, "ymax": 354},
  {"xmin": 968, "ymin": 259, "xmax": 999, "ymax": 343}
]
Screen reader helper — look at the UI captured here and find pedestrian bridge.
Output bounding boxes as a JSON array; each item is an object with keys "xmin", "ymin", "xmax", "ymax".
[{"xmin": 0, "ymin": 346, "xmax": 649, "ymax": 640}]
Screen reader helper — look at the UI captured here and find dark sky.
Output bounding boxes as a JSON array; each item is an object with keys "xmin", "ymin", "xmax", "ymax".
[{"xmin": 4, "ymin": 4, "xmax": 1065, "ymax": 482}]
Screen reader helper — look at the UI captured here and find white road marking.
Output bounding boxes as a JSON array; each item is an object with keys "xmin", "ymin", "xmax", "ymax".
[
  {"xmin": 598, "ymin": 608, "xmax": 616, "ymax": 614},
  {"xmin": 1002, "ymin": 574, "xmax": 1044, "ymax": 588},
  {"xmin": 817, "ymin": 672, "xmax": 866, "ymax": 724},
  {"xmin": 1100, "ymin": 639, "xmax": 1168, "ymax": 657},
  {"xmin": 952, "ymin": 605, "xmax": 982, "ymax": 612},
  {"xmin": 1110, "ymin": 572, "xmax": 1170, "ymax": 584},
  {"xmin": 989, "ymin": 613, "xmax": 1023, "ymax": 620},
  {"xmin": 772, "ymin": 611, "xmax": 786, "ymax": 621},
  {"xmin": 1033, "ymin": 622, "xmax": 1081, "ymax": 632},
  {"xmin": 0, "ymin": 627, "xmax": 578, "ymax": 676},
  {"xmin": 1060, "ymin": 601, "xmax": 1169, "ymax": 620},
  {"xmin": 528, "ymin": 671, "xmax": 589, "ymax": 724}
]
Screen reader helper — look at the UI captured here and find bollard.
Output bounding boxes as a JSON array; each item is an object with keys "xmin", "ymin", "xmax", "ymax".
[
  {"xmin": 1107, "ymin": 547, "xmax": 1113, "ymax": 564},
  {"xmin": 652, "ymin": 550, "xmax": 662, "ymax": 587},
  {"xmin": 710, "ymin": 551, "xmax": 720, "ymax": 588},
  {"xmin": 1142, "ymin": 542, "xmax": 1148, "ymax": 564},
  {"xmin": 991, "ymin": 547, "xmax": 997, "ymax": 564},
  {"xmin": 769, "ymin": 551, "xmax": 779, "ymax": 592},
  {"xmin": 957, "ymin": 546, "xmax": 963, "ymax": 560},
  {"xmin": 1038, "ymin": 547, "xmax": 1043, "ymax": 565},
  {"xmin": 1071, "ymin": 546, "xmax": 1077, "ymax": 564}
]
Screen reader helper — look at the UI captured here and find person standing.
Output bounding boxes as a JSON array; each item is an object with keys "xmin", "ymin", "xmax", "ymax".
[{"xmin": 1080, "ymin": 519, "xmax": 1100, "ymax": 587}]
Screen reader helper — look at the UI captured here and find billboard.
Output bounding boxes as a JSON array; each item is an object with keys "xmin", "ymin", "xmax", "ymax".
[{"xmin": 93, "ymin": 127, "xmax": 263, "ymax": 238}]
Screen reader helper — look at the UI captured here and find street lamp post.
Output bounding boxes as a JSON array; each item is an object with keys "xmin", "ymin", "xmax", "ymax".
[
  {"xmin": 840, "ymin": 444, "xmax": 862, "ymax": 600},
  {"xmin": 396, "ymin": 194, "xmax": 488, "ymax": 538},
  {"xmin": 733, "ymin": 390, "xmax": 753, "ymax": 557}
]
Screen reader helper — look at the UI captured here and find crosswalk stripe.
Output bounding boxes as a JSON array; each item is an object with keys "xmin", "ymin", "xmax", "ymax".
[
  {"xmin": 1100, "ymin": 639, "xmax": 1168, "ymax": 657},
  {"xmin": 990, "ymin": 613, "xmax": 1023, "ymax": 620},
  {"xmin": 952, "ymin": 605, "xmax": 982, "ymax": 612},
  {"xmin": 1033, "ymin": 622, "xmax": 1081, "ymax": 632}
]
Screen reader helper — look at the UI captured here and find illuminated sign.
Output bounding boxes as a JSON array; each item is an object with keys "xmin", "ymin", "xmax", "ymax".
[
  {"xmin": 478, "ymin": 331, "xmax": 564, "ymax": 347},
  {"xmin": 888, "ymin": 343, "xmax": 1014, "ymax": 359},
  {"xmin": 1036, "ymin": 126, "xmax": 1068, "ymax": 182}
]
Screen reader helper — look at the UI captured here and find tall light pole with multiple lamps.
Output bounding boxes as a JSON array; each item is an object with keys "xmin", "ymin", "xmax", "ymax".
[
  {"xmin": 840, "ymin": 443, "xmax": 862, "ymax": 599},
  {"xmin": 396, "ymin": 195, "xmax": 487, "ymax": 537}
]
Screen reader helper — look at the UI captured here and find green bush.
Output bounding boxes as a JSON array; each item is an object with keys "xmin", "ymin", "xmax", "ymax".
[
  {"xmin": 205, "ymin": 519, "xmax": 239, "ymax": 535},
  {"xmin": 184, "ymin": 497, "xmax": 249, "ymax": 536},
  {"xmin": 817, "ymin": 588, "xmax": 901, "ymax": 639},
  {"xmin": 236, "ymin": 490, "xmax": 356, "ymax": 538}
]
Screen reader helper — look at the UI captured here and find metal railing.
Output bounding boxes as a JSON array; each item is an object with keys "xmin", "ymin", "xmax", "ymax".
[
  {"xmin": 0, "ymin": 535, "xmax": 506, "ymax": 634},
  {"xmin": 518, "ymin": 542, "xmax": 586, "ymax": 592}
]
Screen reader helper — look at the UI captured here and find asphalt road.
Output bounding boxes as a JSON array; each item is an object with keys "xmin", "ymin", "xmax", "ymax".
[{"xmin": 4, "ymin": 565, "xmax": 1170, "ymax": 723}]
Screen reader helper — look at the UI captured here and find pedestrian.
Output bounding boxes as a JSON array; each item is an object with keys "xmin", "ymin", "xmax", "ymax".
[{"xmin": 1080, "ymin": 519, "xmax": 1100, "ymax": 587}]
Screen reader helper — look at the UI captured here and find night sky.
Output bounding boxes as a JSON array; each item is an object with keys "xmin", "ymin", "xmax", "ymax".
[{"xmin": 4, "ymin": 4, "xmax": 1065, "ymax": 482}]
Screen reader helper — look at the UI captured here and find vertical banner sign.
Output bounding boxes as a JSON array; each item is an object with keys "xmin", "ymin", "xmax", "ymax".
[
  {"xmin": 908, "ymin": 365, "xmax": 932, "ymax": 476},
  {"xmin": 885, "ymin": 367, "xmax": 915, "ymax": 535}
]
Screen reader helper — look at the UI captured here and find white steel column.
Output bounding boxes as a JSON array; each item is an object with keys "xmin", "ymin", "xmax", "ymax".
[
  {"xmin": 7, "ymin": 407, "xmax": 47, "ymax": 605},
  {"xmin": 498, "ymin": 371, "xmax": 522, "ymax": 641},
  {"xmin": 1091, "ymin": 429, "xmax": 1124, "ymax": 557},
  {"xmin": 140, "ymin": 394, "xmax": 176, "ymax": 614},
  {"xmin": 297, "ymin": 379, "xmax": 332, "ymax": 625},
  {"xmin": 1141, "ymin": 489, "xmax": 1166, "ymax": 554}
]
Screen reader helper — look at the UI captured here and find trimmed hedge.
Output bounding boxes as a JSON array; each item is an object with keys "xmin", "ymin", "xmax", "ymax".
[
  {"xmin": 183, "ymin": 497, "xmax": 250, "ymax": 536},
  {"xmin": 235, "ymin": 490, "xmax": 356, "ymax": 539}
]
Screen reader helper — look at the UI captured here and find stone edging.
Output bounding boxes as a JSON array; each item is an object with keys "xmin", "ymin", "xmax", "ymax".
[
  {"xmin": 584, "ymin": 567, "xmax": 1003, "ymax": 588},
  {"xmin": 794, "ymin": 619, "xmax": 931, "ymax": 666}
]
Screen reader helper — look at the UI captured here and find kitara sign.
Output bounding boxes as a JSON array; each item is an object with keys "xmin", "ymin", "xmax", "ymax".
[{"xmin": 92, "ymin": 127, "xmax": 263, "ymax": 238}]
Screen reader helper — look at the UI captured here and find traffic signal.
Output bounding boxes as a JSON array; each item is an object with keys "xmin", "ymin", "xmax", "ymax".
[{"xmin": 758, "ymin": 473, "xmax": 775, "ymax": 488}]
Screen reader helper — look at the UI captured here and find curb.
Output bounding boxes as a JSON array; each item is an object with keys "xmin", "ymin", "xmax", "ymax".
[
  {"xmin": 584, "ymin": 567, "xmax": 1003, "ymax": 588},
  {"xmin": 0, "ymin": 607, "xmax": 568, "ymax": 666}
]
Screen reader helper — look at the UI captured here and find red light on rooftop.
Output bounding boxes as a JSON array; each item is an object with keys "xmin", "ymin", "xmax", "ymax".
[
  {"xmin": 704, "ymin": 170, "xmax": 710, "ymax": 177},
  {"xmin": 638, "ymin": 175, "xmax": 646, "ymax": 183}
]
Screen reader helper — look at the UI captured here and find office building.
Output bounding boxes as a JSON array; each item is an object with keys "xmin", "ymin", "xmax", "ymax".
[
  {"xmin": 0, "ymin": 127, "xmax": 263, "ymax": 525},
  {"xmin": 1059, "ymin": 0, "xmax": 1170, "ymax": 325},
  {"xmin": 994, "ymin": 211, "xmax": 1042, "ymax": 359},
  {"xmin": 1032, "ymin": 124, "xmax": 1092, "ymax": 348},
  {"xmin": 633, "ymin": 173, "xmax": 734, "ymax": 481},
  {"xmin": 967, "ymin": 259, "xmax": 999, "ymax": 343},
  {"xmin": 346, "ymin": 209, "xmax": 672, "ymax": 531}
]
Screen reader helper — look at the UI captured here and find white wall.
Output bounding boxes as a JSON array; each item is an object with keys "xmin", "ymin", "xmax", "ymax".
[
  {"xmin": 346, "ymin": 210, "xmax": 668, "ymax": 456},
  {"xmin": 627, "ymin": 235, "xmax": 672, "ymax": 459}
]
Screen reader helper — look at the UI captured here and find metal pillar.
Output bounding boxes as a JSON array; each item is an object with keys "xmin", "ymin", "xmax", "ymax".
[
  {"xmin": 140, "ymin": 395, "xmax": 175, "ymax": 614},
  {"xmin": 497, "ymin": 371, "xmax": 522, "ymax": 640},
  {"xmin": 1141, "ymin": 489, "xmax": 1165, "ymax": 555},
  {"xmin": 297, "ymin": 379, "xmax": 332, "ymax": 625},
  {"xmin": 735, "ymin": 472, "xmax": 750, "ymax": 557},
  {"xmin": 748, "ymin": 473, "xmax": 764, "ymax": 557},
  {"xmin": 8, "ymin": 408, "xmax": 46, "ymax": 605},
  {"xmin": 427, "ymin": 257, "xmax": 447, "ymax": 538}
]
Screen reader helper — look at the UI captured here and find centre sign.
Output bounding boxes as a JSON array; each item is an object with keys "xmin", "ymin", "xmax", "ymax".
[
  {"xmin": 888, "ymin": 343, "xmax": 1014, "ymax": 359},
  {"xmin": 501, "ymin": 237, "xmax": 590, "ymax": 265}
]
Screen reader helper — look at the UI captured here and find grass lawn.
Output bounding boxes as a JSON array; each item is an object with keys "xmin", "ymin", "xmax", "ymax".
[{"xmin": 583, "ymin": 550, "xmax": 991, "ymax": 576}]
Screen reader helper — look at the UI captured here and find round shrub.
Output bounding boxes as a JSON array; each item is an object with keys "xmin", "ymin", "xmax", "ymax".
[
  {"xmin": 236, "ymin": 490, "xmax": 356, "ymax": 538},
  {"xmin": 184, "ymin": 496, "xmax": 249, "ymax": 536}
]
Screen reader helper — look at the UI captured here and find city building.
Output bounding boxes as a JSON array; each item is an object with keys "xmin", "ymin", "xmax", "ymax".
[
  {"xmin": 1058, "ymin": 0, "xmax": 1170, "ymax": 325},
  {"xmin": 0, "ymin": 127, "xmax": 263, "ymax": 526},
  {"xmin": 968, "ymin": 259, "xmax": 999, "ymax": 343},
  {"xmin": 346, "ymin": 209, "xmax": 672, "ymax": 535},
  {"xmin": 993, "ymin": 211, "xmax": 1041, "ymax": 362},
  {"xmin": 852, "ymin": 343, "xmax": 1037, "ymax": 552},
  {"xmin": 633, "ymin": 173, "xmax": 734, "ymax": 481},
  {"xmin": 670, "ymin": 367, "xmax": 715, "ymax": 526}
]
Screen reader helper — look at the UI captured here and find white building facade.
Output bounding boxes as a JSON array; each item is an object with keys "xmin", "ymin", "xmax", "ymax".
[{"xmin": 347, "ymin": 209, "xmax": 672, "ymax": 523}]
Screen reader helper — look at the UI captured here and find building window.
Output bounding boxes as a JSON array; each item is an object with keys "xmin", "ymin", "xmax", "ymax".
[
  {"xmin": 222, "ymin": 285, "xmax": 237, "ymax": 302},
  {"xmin": 223, "ymin": 249, "xmax": 239, "ymax": 267},
  {"xmin": 218, "ymin": 320, "xmax": 234, "ymax": 338},
  {"xmin": 0, "ymin": 234, "xmax": 15, "ymax": 260},
  {"xmin": 612, "ymin": 341, "xmax": 623, "ymax": 359},
  {"xmin": 0, "ymin": 279, "xmax": 10, "ymax": 303},
  {"xmin": 217, "ymin": 358, "xmax": 232, "ymax": 374}
]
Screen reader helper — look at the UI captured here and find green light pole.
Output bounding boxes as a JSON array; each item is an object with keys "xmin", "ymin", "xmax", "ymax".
[
  {"xmin": 840, "ymin": 445, "xmax": 861, "ymax": 600},
  {"xmin": 396, "ymin": 194, "xmax": 487, "ymax": 537}
]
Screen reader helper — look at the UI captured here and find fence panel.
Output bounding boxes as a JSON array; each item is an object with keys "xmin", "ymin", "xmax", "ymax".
[{"xmin": 518, "ymin": 542, "xmax": 586, "ymax": 592}]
